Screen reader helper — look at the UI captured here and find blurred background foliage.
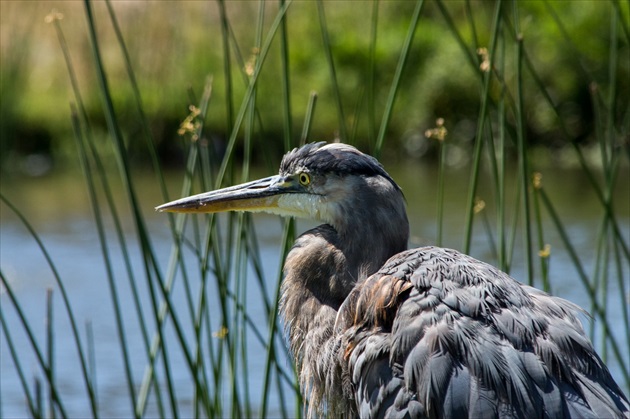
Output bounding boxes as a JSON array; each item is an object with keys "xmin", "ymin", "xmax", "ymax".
[{"xmin": 0, "ymin": 0, "xmax": 628, "ymax": 176}]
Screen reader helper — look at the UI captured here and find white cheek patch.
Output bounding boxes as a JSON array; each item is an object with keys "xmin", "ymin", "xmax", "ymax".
[{"xmin": 277, "ymin": 193, "xmax": 336, "ymax": 223}]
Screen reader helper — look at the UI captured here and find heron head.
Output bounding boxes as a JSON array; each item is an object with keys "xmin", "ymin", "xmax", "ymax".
[{"xmin": 156, "ymin": 142, "xmax": 408, "ymax": 237}]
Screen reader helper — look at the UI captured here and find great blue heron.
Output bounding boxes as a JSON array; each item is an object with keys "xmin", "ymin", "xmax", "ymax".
[{"xmin": 157, "ymin": 142, "xmax": 629, "ymax": 418}]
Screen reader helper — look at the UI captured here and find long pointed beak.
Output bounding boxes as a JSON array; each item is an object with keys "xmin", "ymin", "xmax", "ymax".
[{"xmin": 155, "ymin": 175, "xmax": 299, "ymax": 214}]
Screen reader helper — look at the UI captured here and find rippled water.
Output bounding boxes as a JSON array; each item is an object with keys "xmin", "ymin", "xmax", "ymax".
[{"xmin": 1, "ymin": 163, "xmax": 628, "ymax": 417}]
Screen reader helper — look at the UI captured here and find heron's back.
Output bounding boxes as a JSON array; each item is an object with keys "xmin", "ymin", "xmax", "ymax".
[{"xmin": 334, "ymin": 247, "xmax": 629, "ymax": 418}]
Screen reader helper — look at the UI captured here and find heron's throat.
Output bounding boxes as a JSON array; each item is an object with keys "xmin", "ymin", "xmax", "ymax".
[
  {"xmin": 281, "ymin": 178, "xmax": 410, "ymax": 310},
  {"xmin": 279, "ymin": 199, "xmax": 409, "ymax": 337}
]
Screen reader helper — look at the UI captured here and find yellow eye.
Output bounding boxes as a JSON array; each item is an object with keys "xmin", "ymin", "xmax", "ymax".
[{"xmin": 298, "ymin": 172, "xmax": 311, "ymax": 186}]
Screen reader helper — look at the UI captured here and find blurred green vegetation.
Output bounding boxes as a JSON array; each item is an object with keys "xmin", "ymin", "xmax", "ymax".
[{"xmin": 0, "ymin": 1, "xmax": 628, "ymax": 175}]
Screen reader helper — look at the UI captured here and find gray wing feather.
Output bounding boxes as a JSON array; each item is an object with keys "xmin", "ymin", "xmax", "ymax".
[
  {"xmin": 336, "ymin": 246, "xmax": 629, "ymax": 418},
  {"xmin": 348, "ymin": 331, "xmax": 424, "ymax": 418},
  {"xmin": 441, "ymin": 365, "xmax": 471, "ymax": 417}
]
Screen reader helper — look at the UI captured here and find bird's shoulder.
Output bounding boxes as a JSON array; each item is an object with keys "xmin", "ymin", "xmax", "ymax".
[{"xmin": 338, "ymin": 245, "xmax": 570, "ymax": 334}]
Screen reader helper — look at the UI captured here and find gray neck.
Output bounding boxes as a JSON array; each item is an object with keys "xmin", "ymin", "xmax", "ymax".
[
  {"xmin": 278, "ymin": 177, "xmax": 408, "ymax": 412},
  {"xmin": 332, "ymin": 175, "xmax": 409, "ymax": 280}
]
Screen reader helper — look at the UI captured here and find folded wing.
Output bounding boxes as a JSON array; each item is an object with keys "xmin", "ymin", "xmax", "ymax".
[{"xmin": 336, "ymin": 247, "xmax": 629, "ymax": 418}]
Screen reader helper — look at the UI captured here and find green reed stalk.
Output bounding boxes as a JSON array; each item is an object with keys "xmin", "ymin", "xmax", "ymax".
[
  {"xmin": 367, "ymin": 0, "xmax": 379, "ymax": 146},
  {"xmin": 612, "ymin": 0, "xmax": 630, "ymax": 42},
  {"xmin": 480, "ymin": 199, "xmax": 499, "ymax": 262},
  {"xmin": 605, "ymin": 22, "xmax": 618, "ymax": 185},
  {"xmin": 598, "ymin": 231, "xmax": 611, "ymax": 362},
  {"xmin": 316, "ymin": 0, "xmax": 347, "ymax": 141},
  {"xmin": 505, "ymin": 180, "xmax": 522, "ymax": 275},
  {"xmin": 214, "ymin": 10, "xmax": 240, "ymax": 414},
  {"xmin": 300, "ymin": 92, "xmax": 318, "ymax": 145},
  {"xmin": 531, "ymin": 178, "xmax": 551, "ymax": 292},
  {"xmin": 596, "ymin": 6, "xmax": 621, "ymax": 360},
  {"xmin": 104, "ymin": 0, "xmax": 171, "ymax": 205},
  {"xmin": 46, "ymin": 289, "xmax": 55, "ymax": 419},
  {"xmin": 218, "ymin": 0, "xmax": 235, "ymax": 132},
  {"xmin": 198, "ymin": 162, "xmax": 239, "ymax": 417},
  {"xmin": 230, "ymin": 5, "xmax": 262, "ymax": 411},
  {"xmin": 70, "ymin": 107, "xmax": 138, "ymax": 417},
  {"xmin": 462, "ymin": 0, "xmax": 502, "ymax": 254},
  {"xmin": 464, "ymin": 0, "xmax": 480, "ymax": 51},
  {"xmin": 235, "ymin": 218, "xmax": 251, "ymax": 416},
  {"xmin": 85, "ymin": 321, "xmax": 98, "ymax": 413},
  {"xmin": 234, "ymin": 215, "xmax": 252, "ymax": 417},
  {"xmin": 235, "ymin": 5, "xmax": 265, "ymax": 405},
  {"xmin": 477, "ymin": 34, "xmax": 504, "ymax": 265},
  {"xmin": 34, "ymin": 377, "xmax": 42, "ymax": 418},
  {"xmin": 260, "ymin": 219, "xmax": 296, "ymax": 417},
  {"xmin": 480, "ymin": 128, "xmax": 500, "ymax": 262},
  {"xmin": 374, "ymin": 0, "xmax": 424, "ymax": 158},
  {"xmin": 279, "ymin": 0, "xmax": 293, "ymax": 149},
  {"xmin": 293, "ymin": 92, "xmax": 329, "ymax": 414},
  {"xmin": 220, "ymin": 3, "xmax": 238, "ymax": 321},
  {"xmin": 206, "ymin": 223, "xmax": 229, "ymax": 417},
  {"xmin": 587, "ymin": 89, "xmax": 608, "ymax": 345},
  {"xmin": 349, "ymin": 87, "xmax": 365, "ymax": 144},
  {"xmin": 435, "ymin": 139, "xmax": 446, "ymax": 247},
  {"xmin": 513, "ymin": 13, "xmax": 535, "ymax": 287},
  {"xmin": 496, "ymin": 36, "xmax": 508, "ymax": 271},
  {"xmin": 275, "ymin": 1, "xmax": 296, "ymax": 412},
  {"xmin": 613, "ymin": 233, "xmax": 630, "ymax": 355},
  {"xmin": 194, "ymin": 97, "xmax": 220, "ymax": 418}
]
